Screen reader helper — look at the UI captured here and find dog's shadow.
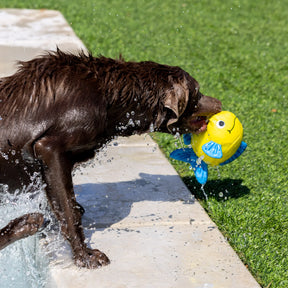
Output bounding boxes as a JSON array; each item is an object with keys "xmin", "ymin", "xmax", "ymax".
[
  {"xmin": 75, "ymin": 172, "xmax": 193, "ymax": 230},
  {"xmin": 75, "ymin": 173, "xmax": 250, "ymax": 230}
]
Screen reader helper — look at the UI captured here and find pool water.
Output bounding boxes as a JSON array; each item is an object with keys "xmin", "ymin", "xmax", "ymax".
[{"xmin": 0, "ymin": 173, "xmax": 51, "ymax": 288}]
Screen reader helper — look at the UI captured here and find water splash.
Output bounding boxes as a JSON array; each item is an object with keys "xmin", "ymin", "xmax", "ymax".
[
  {"xmin": 174, "ymin": 132, "xmax": 185, "ymax": 149},
  {"xmin": 0, "ymin": 173, "xmax": 52, "ymax": 288}
]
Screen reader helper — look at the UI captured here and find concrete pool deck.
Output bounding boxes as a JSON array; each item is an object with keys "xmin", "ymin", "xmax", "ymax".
[{"xmin": 0, "ymin": 9, "xmax": 261, "ymax": 288}]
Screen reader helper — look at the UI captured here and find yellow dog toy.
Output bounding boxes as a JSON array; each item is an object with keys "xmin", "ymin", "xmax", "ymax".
[{"xmin": 170, "ymin": 111, "xmax": 247, "ymax": 184}]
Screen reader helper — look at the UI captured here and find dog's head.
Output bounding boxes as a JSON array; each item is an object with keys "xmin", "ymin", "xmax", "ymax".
[{"xmin": 157, "ymin": 74, "xmax": 222, "ymax": 134}]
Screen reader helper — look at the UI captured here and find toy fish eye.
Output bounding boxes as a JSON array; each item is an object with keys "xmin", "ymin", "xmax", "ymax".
[{"xmin": 216, "ymin": 120, "xmax": 225, "ymax": 128}]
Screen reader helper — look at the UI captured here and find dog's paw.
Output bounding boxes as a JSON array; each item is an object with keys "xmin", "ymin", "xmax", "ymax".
[{"xmin": 74, "ymin": 248, "xmax": 110, "ymax": 269}]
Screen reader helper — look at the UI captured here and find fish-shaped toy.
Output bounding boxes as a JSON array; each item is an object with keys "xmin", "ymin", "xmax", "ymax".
[{"xmin": 170, "ymin": 111, "xmax": 247, "ymax": 185}]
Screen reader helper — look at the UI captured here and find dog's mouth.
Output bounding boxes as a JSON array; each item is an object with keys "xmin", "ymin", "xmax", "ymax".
[
  {"xmin": 188, "ymin": 95, "xmax": 222, "ymax": 134},
  {"xmin": 189, "ymin": 116, "xmax": 209, "ymax": 134}
]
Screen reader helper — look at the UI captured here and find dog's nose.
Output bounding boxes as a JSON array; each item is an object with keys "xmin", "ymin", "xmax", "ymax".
[{"xmin": 197, "ymin": 95, "xmax": 222, "ymax": 116}]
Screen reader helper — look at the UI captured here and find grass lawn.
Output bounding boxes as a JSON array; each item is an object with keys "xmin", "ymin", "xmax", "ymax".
[{"xmin": 1, "ymin": 0, "xmax": 287, "ymax": 287}]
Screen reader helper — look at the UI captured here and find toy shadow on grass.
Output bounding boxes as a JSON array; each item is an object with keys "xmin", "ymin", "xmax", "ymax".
[{"xmin": 182, "ymin": 176, "xmax": 250, "ymax": 201}]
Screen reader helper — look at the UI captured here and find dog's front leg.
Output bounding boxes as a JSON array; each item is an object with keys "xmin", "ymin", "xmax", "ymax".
[{"xmin": 34, "ymin": 137, "xmax": 110, "ymax": 269}]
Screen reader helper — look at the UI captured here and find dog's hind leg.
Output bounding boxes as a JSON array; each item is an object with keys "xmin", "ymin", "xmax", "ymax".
[{"xmin": 0, "ymin": 213, "xmax": 44, "ymax": 250}]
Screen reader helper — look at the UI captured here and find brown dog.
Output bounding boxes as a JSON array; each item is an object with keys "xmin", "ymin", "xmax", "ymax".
[{"xmin": 0, "ymin": 50, "xmax": 221, "ymax": 268}]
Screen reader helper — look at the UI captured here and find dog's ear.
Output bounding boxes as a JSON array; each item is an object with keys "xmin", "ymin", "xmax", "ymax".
[{"xmin": 162, "ymin": 82, "xmax": 190, "ymax": 131}]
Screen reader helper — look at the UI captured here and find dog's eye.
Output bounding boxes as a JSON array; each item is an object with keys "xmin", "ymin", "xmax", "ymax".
[{"xmin": 216, "ymin": 120, "xmax": 225, "ymax": 128}]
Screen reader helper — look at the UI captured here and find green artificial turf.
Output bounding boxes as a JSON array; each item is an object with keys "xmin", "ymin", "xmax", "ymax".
[{"xmin": 1, "ymin": 0, "xmax": 287, "ymax": 287}]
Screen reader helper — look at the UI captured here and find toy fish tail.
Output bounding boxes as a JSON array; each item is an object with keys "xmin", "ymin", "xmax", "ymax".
[
  {"xmin": 170, "ymin": 148, "xmax": 197, "ymax": 164},
  {"xmin": 170, "ymin": 148, "xmax": 208, "ymax": 185}
]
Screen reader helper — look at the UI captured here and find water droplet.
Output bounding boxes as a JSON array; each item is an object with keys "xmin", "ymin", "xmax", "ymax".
[
  {"xmin": 201, "ymin": 185, "xmax": 208, "ymax": 201},
  {"xmin": 196, "ymin": 155, "xmax": 204, "ymax": 166}
]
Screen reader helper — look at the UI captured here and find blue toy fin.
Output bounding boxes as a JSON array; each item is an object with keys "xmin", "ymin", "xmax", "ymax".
[
  {"xmin": 202, "ymin": 141, "xmax": 223, "ymax": 159},
  {"xmin": 220, "ymin": 141, "xmax": 247, "ymax": 166},
  {"xmin": 183, "ymin": 134, "xmax": 191, "ymax": 145},
  {"xmin": 170, "ymin": 148, "xmax": 208, "ymax": 185},
  {"xmin": 194, "ymin": 162, "xmax": 208, "ymax": 185},
  {"xmin": 170, "ymin": 148, "xmax": 197, "ymax": 163}
]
